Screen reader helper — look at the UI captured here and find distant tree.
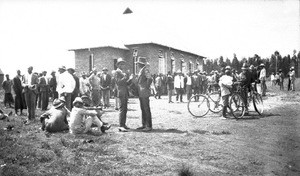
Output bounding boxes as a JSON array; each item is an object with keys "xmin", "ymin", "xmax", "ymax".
[
  {"xmin": 225, "ymin": 58, "xmax": 231, "ymax": 66},
  {"xmin": 218, "ymin": 56, "xmax": 225, "ymax": 68}
]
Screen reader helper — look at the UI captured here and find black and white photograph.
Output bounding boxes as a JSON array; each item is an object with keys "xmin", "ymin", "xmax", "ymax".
[{"xmin": 0, "ymin": 0, "xmax": 299, "ymax": 175}]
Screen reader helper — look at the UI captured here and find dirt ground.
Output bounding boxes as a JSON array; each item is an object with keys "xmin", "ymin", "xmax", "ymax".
[{"xmin": 0, "ymin": 79, "xmax": 299, "ymax": 176}]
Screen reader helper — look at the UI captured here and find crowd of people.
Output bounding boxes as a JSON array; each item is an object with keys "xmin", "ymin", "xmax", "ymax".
[{"xmin": 1, "ymin": 58, "xmax": 297, "ymax": 134}]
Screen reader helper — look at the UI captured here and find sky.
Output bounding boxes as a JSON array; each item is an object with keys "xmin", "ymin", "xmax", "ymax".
[{"xmin": 0, "ymin": 0, "xmax": 299, "ymax": 76}]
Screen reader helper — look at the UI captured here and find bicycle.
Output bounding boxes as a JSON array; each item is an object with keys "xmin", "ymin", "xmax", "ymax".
[
  {"xmin": 229, "ymin": 82, "xmax": 264, "ymax": 119},
  {"xmin": 187, "ymin": 84, "xmax": 223, "ymax": 117}
]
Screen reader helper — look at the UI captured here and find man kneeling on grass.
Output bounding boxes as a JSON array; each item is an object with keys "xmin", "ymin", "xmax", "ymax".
[
  {"xmin": 40, "ymin": 98, "xmax": 69, "ymax": 133},
  {"xmin": 69, "ymin": 97, "xmax": 110, "ymax": 135}
]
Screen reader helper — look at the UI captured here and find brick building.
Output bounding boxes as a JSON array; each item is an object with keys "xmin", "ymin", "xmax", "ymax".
[{"xmin": 69, "ymin": 42, "xmax": 205, "ymax": 75}]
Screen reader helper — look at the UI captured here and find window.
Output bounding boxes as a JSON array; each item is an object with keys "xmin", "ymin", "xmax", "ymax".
[
  {"xmin": 181, "ymin": 59, "xmax": 186, "ymax": 73},
  {"xmin": 158, "ymin": 49, "xmax": 166, "ymax": 74},
  {"xmin": 133, "ymin": 49, "xmax": 138, "ymax": 75},
  {"xmin": 170, "ymin": 52, "xmax": 175, "ymax": 74},
  {"xmin": 89, "ymin": 54, "xmax": 94, "ymax": 72}
]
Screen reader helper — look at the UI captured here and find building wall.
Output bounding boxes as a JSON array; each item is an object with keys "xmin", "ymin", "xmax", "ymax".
[
  {"xmin": 126, "ymin": 44, "xmax": 203, "ymax": 75},
  {"xmin": 73, "ymin": 44, "xmax": 203, "ymax": 77},
  {"xmin": 74, "ymin": 47, "xmax": 131, "ymax": 76}
]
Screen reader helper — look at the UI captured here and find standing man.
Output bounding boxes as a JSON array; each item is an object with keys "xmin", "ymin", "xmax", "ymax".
[
  {"xmin": 136, "ymin": 57, "xmax": 153, "ymax": 131},
  {"xmin": 192, "ymin": 71, "xmax": 201, "ymax": 101},
  {"xmin": 219, "ymin": 68, "xmax": 233, "ymax": 119},
  {"xmin": 13, "ymin": 70, "xmax": 26, "ymax": 115},
  {"xmin": 278, "ymin": 69, "xmax": 284, "ymax": 90},
  {"xmin": 39, "ymin": 71, "xmax": 49, "ymax": 111},
  {"xmin": 2, "ymin": 74, "xmax": 14, "ymax": 108},
  {"xmin": 174, "ymin": 70, "xmax": 184, "ymax": 103},
  {"xmin": 155, "ymin": 74, "xmax": 162, "ymax": 99},
  {"xmin": 79, "ymin": 72, "xmax": 90, "ymax": 96},
  {"xmin": 89, "ymin": 68, "xmax": 102, "ymax": 107},
  {"xmin": 49, "ymin": 71, "xmax": 58, "ymax": 100},
  {"xmin": 115, "ymin": 58, "xmax": 133, "ymax": 132},
  {"xmin": 22, "ymin": 66, "xmax": 39, "ymax": 124},
  {"xmin": 57, "ymin": 66, "xmax": 76, "ymax": 111},
  {"xmin": 259, "ymin": 63, "xmax": 267, "ymax": 96},
  {"xmin": 185, "ymin": 72, "xmax": 193, "ymax": 101},
  {"xmin": 289, "ymin": 66, "xmax": 296, "ymax": 91},
  {"xmin": 68, "ymin": 68, "xmax": 80, "ymax": 109},
  {"xmin": 166, "ymin": 71, "xmax": 174, "ymax": 103},
  {"xmin": 100, "ymin": 67, "xmax": 112, "ymax": 108}
]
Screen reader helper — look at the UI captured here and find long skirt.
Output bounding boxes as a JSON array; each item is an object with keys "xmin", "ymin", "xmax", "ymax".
[{"xmin": 4, "ymin": 93, "xmax": 14, "ymax": 105}]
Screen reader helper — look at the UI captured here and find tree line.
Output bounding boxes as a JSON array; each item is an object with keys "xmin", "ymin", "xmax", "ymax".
[{"xmin": 204, "ymin": 50, "xmax": 300, "ymax": 77}]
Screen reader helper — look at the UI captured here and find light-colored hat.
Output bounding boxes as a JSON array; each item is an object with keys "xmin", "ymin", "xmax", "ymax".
[
  {"xmin": 225, "ymin": 66, "xmax": 231, "ymax": 70},
  {"xmin": 242, "ymin": 63, "xmax": 249, "ymax": 70},
  {"xmin": 59, "ymin": 66, "xmax": 66, "ymax": 70},
  {"xmin": 135, "ymin": 57, "xmax": 149, "ymax": 65},
  {"xmin": 102, "ymin": 67, "xmax": 108, "ymax": 71},
  {"xmin": 58, "ymin": 96, "xmax": 66, "ymax": 103},
  {"xmin": 176, "ymin": 69, "xmax": 182, "ymax": 74},
  {"xmin": 249, "ymin": 65, "xmax": 254, "ymax": 69},
  {"xmin": 290, "ymin": 66, "xmax": 294, "ymax": 70},
  {"xmin": 73, "ymin": 97, "xmax": 83, "ymax": 105},
  {"xmin": 52, "ymin": 99, "xmax": 64, "ymax": 109},
  {"xmin": 260, "ymin": 63, "xmax": 265, "ymax": 67},
  {"xmin": 116, "ymin": 58, "xmax": 126, "ymax": 65}
]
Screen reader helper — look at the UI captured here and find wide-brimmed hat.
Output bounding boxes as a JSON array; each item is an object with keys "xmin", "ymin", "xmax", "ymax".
[
  {"xmin": 116, "ymin": 58, "xmax": 126, "ymax": 65},
  {"xmin": 73, "ymin": 97, "xmax": 83, "ymax": 106},
  {"xmin": 225, "ymin": 66, "xmax": 231, "ymax": 70},
  {"xmin": 52, "ymin": 99, "xmax": 64, "ymax": 109},
  {"xmin": 102, "ymin": 67, "xmax": 108, "ymax": 71},
  {"xmin": 176, "ymin": 69, "xmax": 182, "ymax": 74},
  {"xmin": 59, "ymin": 66, "xmax": 66, "ymax": 70},
  {"xmin": 260, "ymin": 63, "xmax": 265, "ymax": 67},
  {"xmin": 135, "ymin": 57, "xmax": 149, "ymax": 65},
  {"xmin": 81, "ymin": 71, "xmax": 87, "ymax": 76},
  {"xmin": 67, "ymin": 68, "xmax": 75, "ymax": 73}
]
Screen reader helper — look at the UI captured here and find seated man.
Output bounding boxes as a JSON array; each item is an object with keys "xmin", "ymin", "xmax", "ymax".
[
  {"xmin": 69, "ymin": 97, "xmax": 110, "ymax": 135},
  {"xmin": 40, "ymin": 98, "xmax": 69, "ymax": 133},
  {"xmin": 81, "ymin": 95, "xmax": 109, "ymax": 130}
]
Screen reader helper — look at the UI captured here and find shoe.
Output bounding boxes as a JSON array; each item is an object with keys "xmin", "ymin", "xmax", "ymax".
[
  {"xmin": 220, "ymin": 116, "xmax": 227, "ymax": 120},
  {"xmin": 123, "ymin": 125, "xmax": 130, "ymax": 130},
  {"xmin": 101, "ymin": 125, "xmax": 111, "ymax": 133},
  {"xmin": 136, "ymin": 126, "xmax": 145, "ymax": 130},
  {"xmin": 142, "ymin": 127, "xmax": 152, "ymax": 132},
  {"xmin": 169, "ymin": 101, "xmax": 174, "ymax": 103},
  {"xmin": 118, "ymin": 127, "xmax": 128, "ymax": 132}
]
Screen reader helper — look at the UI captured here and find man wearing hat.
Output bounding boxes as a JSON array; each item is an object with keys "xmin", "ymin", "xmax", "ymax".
[
  {"xmin": 38, "ymin": 71, "xmax": 49, "ymax": 111},
  {"xmin": 57, "ymin": 66, "xmax": 76, "ymax": 110},
  {"xmin": 135, "ymin": 57, "xmax": 153, "ymax": 131},
  {"xmin": 69, "ymin": 97, "xmax": 109, "ymax": 134},
  {"xmin": 22, "ymin": 66, "xmax": 39, "ymax": 124},
  {"xmin": 259, "ymin": 63, "xmax": 266, "ymax": 96},
  {"xmin": 40, "ymin": 98, "xmax": 69, "ymax": 133},
  {"xmin": 289, "ymin": 66, "xmax": 296, "ymax": 91},
  {"xmin": 174, "ymin": 69, "xmax": 184, "ymax": 102},
  {"xmin": 49, "ymin": 71, "xmax": 58, "ymax": 100},
  {"xmin": 166, "ymin": 71, "xmax": 174, "ymax": 103},
  {"xmin": 219, "ymin": 68, "xmax": 233, "ymax": 119},
  {"xmin": 100, "ymin": 67, "xmax": 112, "ymax": 108},
  {"xmin": 115, "ymin": 58, "xmax": 133, "ymax": 132},
  {"xmin": 12, "ymin": 70, "xmax": 26, "ymax": 116},
  {"xmin": 68, "ymin": 68, "xmax": 80, "ymax": 109},
  {"xmin": 240, "ymin": 63, "xmax": 252, "ymax": 114},
  {"xmin": 88, "ymin": 68, "xmax": 102, "ymax": 107},
  {"xmin": 79, "ymin": 72, "xmax": 90, "ymax": 96}
]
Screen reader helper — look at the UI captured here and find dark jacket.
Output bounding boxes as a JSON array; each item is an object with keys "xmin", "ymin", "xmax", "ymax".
[
  {"xmin": 115, "ymin": 68, "xmax": 131, "ymax": 98},
  {"xmin": 137, "ymin": 66, "xmax": 153, "ymax": 98},
  {"xmin": 100, "ymin": 74, "xmax": 112, "ymax": 90},
  {"xmin": 166, "ymin": 75, "xmax": 174, "ymax": 90}
]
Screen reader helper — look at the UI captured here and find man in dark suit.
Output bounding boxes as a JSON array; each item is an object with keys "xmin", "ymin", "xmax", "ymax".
[
  {"xmin": 22, "ymin": 66, "xmax": 39, "ymax": 124},
  {"xmin": 100, "ymin": 67, "xmax": 112, "ymax": 108},
  {"xmin": 39, "ymin": 71, "xmax": 49, "ymax": 111},
  {"xmin": 136, "ymin": 57, "xmax": 153, "ymax": 132},
  {"xmin": 115, "ymin": 58, "xmax": 133, "ymax": 132},
  {"xmin": 13, "ymin": 70, "xmax": 27, "ymax": 115}
]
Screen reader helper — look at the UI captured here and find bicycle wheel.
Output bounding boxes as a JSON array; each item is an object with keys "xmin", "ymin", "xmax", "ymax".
[
  {"xmin": 253, "ymin": 93, "xmax": 264, "ymax": 115},
  {"xmin": 208, "ymin": 92, "xmax": 223, "ymax": 113},
  {"xmin": 229, "ymin": 93, "xmax": 245, "ymax": 119},
  {"xmin": 188, "ymin": 94, "xmax": 210, "ymax": 117}
]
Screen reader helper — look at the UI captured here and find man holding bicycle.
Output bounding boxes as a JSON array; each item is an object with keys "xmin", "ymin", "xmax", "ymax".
[
  {"xmin": 219, "ymin": 67, "xmax": 233, "ymax": 119},
  {"xmin": 240, "ymin": 63, "xmax": 252, "ymax": 115}
]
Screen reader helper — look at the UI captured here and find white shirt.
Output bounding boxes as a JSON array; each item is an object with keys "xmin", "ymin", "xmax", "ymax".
[
  {"xmin": 219, "ymin": 75, "xmax": 233, "ymax": 96},
  {"xmin": 259, "ymin": 68, "xmax": 266, "ymax": 81},
  {"xmin": 22, "ymin": 73, "xmax": 32, "ymax": 87},
  {"xmin": 57, "ymin": 71, "xmax": 76, "ymax": 94},
  {"xmin": 186, "ymin": 76, "xmax": 192, "ymax": 86},
  {"xmin": 79, "ymin": 77, "xmax": 90, "ymax": 94},
  {"xmin": 174, "ymin": 75, "xmax": 184, "ymax": 88}
]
